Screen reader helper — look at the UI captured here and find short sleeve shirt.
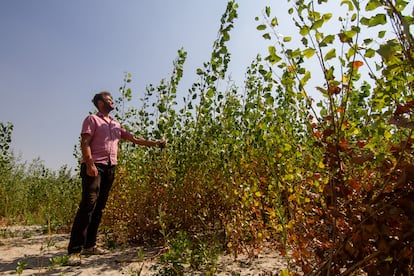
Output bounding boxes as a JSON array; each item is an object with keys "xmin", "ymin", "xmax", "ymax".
[{"xmin": 81, "ymin": 112, "xmax": 132, "ymax": 165}]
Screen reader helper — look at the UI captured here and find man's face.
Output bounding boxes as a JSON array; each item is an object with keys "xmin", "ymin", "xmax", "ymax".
[{"xmin": 101, "ymin": 95, "xmax": 115, "ymax": 112}]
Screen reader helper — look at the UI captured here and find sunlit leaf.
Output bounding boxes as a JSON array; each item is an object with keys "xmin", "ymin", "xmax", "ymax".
[
  {"xmin": 320, "ymin": 35, "xmax": 335, "ymax": 46},
  {"xmin": 262, "ymin": 33, "xmax": 271, "ymax": 40},
  {"xmin": 300, "ymin": 26, "xmax": 310, "ymax": 36},
  {"xmin": 206, "ymin": 88, "xmax": 215, "ymax": 99},
  {"xmin": 365, "ymin": 0, "xmax": 382, "ymax": 11},
  {"xmin": 265, "ymin": 6, "xmax": 271, "ymax": 17},
  {"xmin": 300, "ymin": 70, "xmax": 311, "ymax": 86},
  {"xmin": 158, "ymin": 103, "xmax": 166, "ymax": 113},
  {"xmin": 361, "ymin": 14, "xmax": 387, "ymax": 27},
  {"xmin": 364, "ymin": 38, "xmax": 373, "ymax": 45},
  {"xmin": 303, "ymin": 48, "xmax": 316, "ymax": 58},
  {"xmin": 318, "ymin": 161, "xmax": 325, "ymax": 168},
  {"xmin": 267, "ymin": 46, "xmax": 282, "ymax": 64},
  {"xmin": 323, "ymin": 13, "xmax": 332, "ymax": 22},
  {"xmin": 311, "ymin": 19, "xmax": 324, "ymax": 29},
  {"xmin": 377, "ymin": 40, "xmax": 400, "ymax": 61},
  {"xmin": 338, "ymin": 32, "xmax": 353, "ymax": 43},
  {"xmin": 346, "ymin": 47, "xmax": 356, "ymax": 59},
  {"xmin": 341, "ymin": 0, "xmax": 354, "ymax": 11},
  {"xmin": 324, "ymin": 48, "xmax": 336, "ymax": 61}
]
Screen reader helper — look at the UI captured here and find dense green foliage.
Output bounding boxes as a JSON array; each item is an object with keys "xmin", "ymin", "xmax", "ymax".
[
  {"xmin": 1, "ymin": 0, "xmax": 413, "ymax": 274},
  {"xmin": 104, "ymin": 0, "xmax": 413, "ymax": 274},
  {"xmin": 257, "ymin": 0, "xmax": 414, "ymax": 274},
  {"xmin": 0, "ymin": 122, "xmax": 80, "ymax": 230}
]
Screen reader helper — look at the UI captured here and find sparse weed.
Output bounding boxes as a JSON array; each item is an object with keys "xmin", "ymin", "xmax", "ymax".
[
  {"xmin": 152, "ymin": 231, "xmax": 221, "ymax": 275},
  {"xmin": 128, "ymin": 263, "xmax": 144, "ymax": 276},
  {"xmin": 50, "ymin": 255, "xmax": 70, "ymax": 267},
  {"xmin": 15, "ymin": 261, "xmax": 27, "ymax": 275}
]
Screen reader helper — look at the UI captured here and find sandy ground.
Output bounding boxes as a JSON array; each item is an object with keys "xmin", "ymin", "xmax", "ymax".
[{"xmin": 0, "ymin": 226, "xmax": 299, "ymax": 275}]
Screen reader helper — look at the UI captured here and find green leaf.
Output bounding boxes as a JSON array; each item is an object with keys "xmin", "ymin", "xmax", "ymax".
[
  {"xmin": 360, "ymin": 17, "xmax": 370, "ymax": 25},
  {"xmin": 325, "ymin": 66, "xmax": 335, "ymax": 79},
  {"xmin": 223, "ymin": 31, "xmax": 230, "ymax": 41},
  {"xmin": 364, "ymin": 38, "xmax": 373, "ymax": 45},
  {"xmin": 303, "ymin": 48, "xmax": 316, "ymax": 58},
  {"xmin": 311, "ymin": 19, "xmax": 324, "ymax": 30},
  {"xmin": 300, "ymin": 26, "xmax": 310, "ymax": 36},
  {"xmin": 283, "ymin": 36, "xmax": 292, "ymax": 42},
  {"xmin": 377, "ymin": 40, "xmax": 400, "ymax": 62},
  {"xmin": 316, "ymin": 86, "xmax": 327, "ymax": 94},
  {"xmin": 341, "ymin": 0, "xmax": 354, "ymax": 11},
  {"xmin": 300, "ymin": 70, "xmax": 311, "ymax": 86},
  {"xmin": 365, "ymin": 0, "xmax": 382, "ymax": 11},
  {"xmin": 257, "ymin": 24, "xmax": 267, "ymax": 31},
  {"xmin": 395, "ymin": 0, "xmax": 408, "ymax": 11},
  {"xmin": 206, "ymin": 88, "xmax": 215, "ymax": 99},
  {"xmin": 324, "ymin": 48, "xmax": 336, "ymax": 61},
  {"xmin": 364, "ymin": 48, "xmax": 376, "ymax": 58},
  {"xmin": 370, "ymin": 14, "xmax": 387, "ymax": 26},
  {"xmin": 271, "ymin": 17, "xmax": 278, "ymax": 27},
  {"xmin": 265, "ymin": 6, "xmax": 271, "ymax": 17},
  {"xmin": 378, "ymin": 30, "xmax": 386, "ymax": 38},
  {"xmin": 309, "ymin": 11, "xmax": 321, "ymax": 20},
  {"xmin": 346, "ymin": 29, "xmax": 358, "ymax": 38},
  {"xmin": 361, "ymin": 14, "xmax": 387, "ymax": 27},
  {"xmin": 268, "ymin": 45, "xmax": 276, "ymax": 55},
  {"xmin": 320, "ymin": 34, "xmax": 335, "ymax": 46},
  {"xmin": 265, "ymin": 94, "xmax": 274, "ymax": 105},
  {"xmin": 338, "ymin": 32, "xmax": 353, "ymax": 43},
  {"xmin": 346, "ymin": 46, "xmax": 356, "ymax": 59},
  {"xmin": 158, "ymin": 103, "xmax": 166, "ymax": 113},
  {"xmin": 263, "ymin": 33, "xmax": 271, "ymax": 40},
  {"xmin": 323, "ymin": 13, "xmax": 332, "ymax": 22},
  {"xmin": 267, "ymin": 46, "xmax": 282, "ymax": 64},
  {"xmin": 301, "ymin": 37, "xmax": 309, "ymax": 47},
  {"xmin": 351, "ymin": 13, "xmax": 357, "ymax": 22},
  {"xmin": 245, "ymin": 102, "xmax": 255, "ymax": 110}
]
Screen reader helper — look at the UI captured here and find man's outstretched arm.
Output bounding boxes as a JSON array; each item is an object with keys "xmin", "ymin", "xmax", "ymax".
[{"xmin": 125, "ymin": 136, "xmax": 166, "ymax": 148}]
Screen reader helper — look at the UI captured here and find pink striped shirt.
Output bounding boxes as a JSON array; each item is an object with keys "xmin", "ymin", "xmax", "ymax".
[{"xmin": 81, "ymin": 112, "xmax": 132, "ymax": 165}]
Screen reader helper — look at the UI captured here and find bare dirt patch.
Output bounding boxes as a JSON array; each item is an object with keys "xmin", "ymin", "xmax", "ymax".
[{"xmin": 0, "ymin": 226, "xmax": 298, "ymax": 275}]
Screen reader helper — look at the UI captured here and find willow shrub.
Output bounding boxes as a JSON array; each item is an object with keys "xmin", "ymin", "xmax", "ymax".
[
  {"xmin": 256, "ymin": 0, "xmax": 414, "ymax": 274},
  {"xmin": 103, "ymin": 0, "xmax": 413, "ymax": 274},
  {"xmin": 0, "ymin": 130, "xmax": 81, "ymax": 230},
  {"xmin": 103, "ymin": 1, "xmax": 298, "ymax": 253}
]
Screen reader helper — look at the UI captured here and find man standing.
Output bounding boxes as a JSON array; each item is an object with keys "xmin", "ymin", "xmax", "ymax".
[{"xmin": 68, "ymin": 91, "xmax": 165, "ymax": 265}]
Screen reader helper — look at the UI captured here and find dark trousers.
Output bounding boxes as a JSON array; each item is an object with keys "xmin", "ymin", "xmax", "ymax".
[{"xmin": 68, "ymin": 163, "xmax": 116, "ymax": 254}]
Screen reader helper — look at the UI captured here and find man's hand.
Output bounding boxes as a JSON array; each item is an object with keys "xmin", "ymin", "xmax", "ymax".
[
  {"xmin": 128, "ymin": 135, "xmax": 167, "ymax": 148},
  {"xmin": 86, "ymin": 163, "xmax": 98, "ymax": 177}
]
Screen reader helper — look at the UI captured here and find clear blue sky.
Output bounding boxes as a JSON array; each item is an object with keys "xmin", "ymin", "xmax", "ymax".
[{"xmin": 1, "ymin": 0, "xmax": 295, "ymax": 171}]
